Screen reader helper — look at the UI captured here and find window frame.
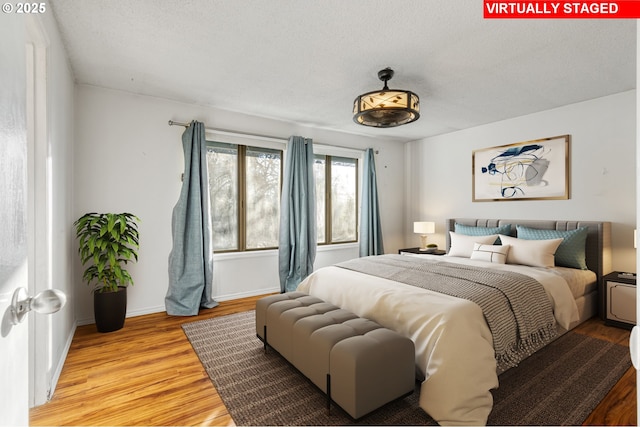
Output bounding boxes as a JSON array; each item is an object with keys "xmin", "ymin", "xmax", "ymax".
[
  {"xmin": 313, "ymin": 146, "xmax": 362, "ymax": 246},
  {"xmin": 205, "ymin": 133, "xmax": 284, "ymax": 253},
  {"xmin": 204, "ymin": 130, "xmax": 363, "ymax": 253}
]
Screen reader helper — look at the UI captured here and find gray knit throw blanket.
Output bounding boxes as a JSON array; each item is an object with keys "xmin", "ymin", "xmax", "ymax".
[{"xmin": 336, "ymin": 254, "xmax": 558, "ymax": 371}]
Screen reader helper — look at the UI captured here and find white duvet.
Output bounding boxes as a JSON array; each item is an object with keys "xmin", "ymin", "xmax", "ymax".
[{"xmin": 296, "ymin": 255, "xmax": 580, "ymax": 426}]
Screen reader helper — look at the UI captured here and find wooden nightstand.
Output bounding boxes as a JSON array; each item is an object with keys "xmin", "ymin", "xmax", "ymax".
[
  {"xmin": 601, "ymin": 271, "xmax": 636, "ymax": 329},
  {"xmin": 399, "ymin": 247, "xmax": 446, "ymax": 256}
]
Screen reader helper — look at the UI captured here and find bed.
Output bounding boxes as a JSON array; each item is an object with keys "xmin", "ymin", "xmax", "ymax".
[{"xmin": 296, "ymin": 218, "xmax": 611, "ymax": 426}]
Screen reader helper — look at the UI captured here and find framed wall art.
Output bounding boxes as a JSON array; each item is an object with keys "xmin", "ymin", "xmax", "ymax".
[{"xmin": 472, "ymin": 135, "xmax": 570, "ymax": 202}]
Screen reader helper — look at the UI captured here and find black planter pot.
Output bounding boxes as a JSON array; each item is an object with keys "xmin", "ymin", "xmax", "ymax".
[{"xmin": 94, "ymin": 286, "xmax": 127, "ymax": 333}]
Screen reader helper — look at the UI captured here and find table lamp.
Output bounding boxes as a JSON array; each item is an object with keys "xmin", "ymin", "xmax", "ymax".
[{"xmin": 413, "ymin": 221, "xmax": 435, "ymax": 251}]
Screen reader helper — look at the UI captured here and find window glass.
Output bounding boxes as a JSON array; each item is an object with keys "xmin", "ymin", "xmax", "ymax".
[
  {"xmin": 245, "ymin": 147, "xmax": 281, "ymax": 249},
  {"xmin": 313, "ymin": 155, "xmax": 326, "ymax": 243},
  {"xmin": 313, "ymin": 153, "xmax": 358, "ymax": 244},
  {"xmin": 206, "ymin": 139, "xmax": 357, "ymax": 251},
  {"xmin": 206, "ymin": 141, "xmax": 282, "ymax": 252},
  {"xmin": 330, "ymin": 156, "xmax": 358, "ymax": 242},
  {"xmin": 207, "ymin": 142, "xmax": 238, "ymax": 251}
]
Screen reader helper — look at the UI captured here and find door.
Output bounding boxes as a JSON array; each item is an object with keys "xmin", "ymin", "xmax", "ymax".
[
  {"xmin": 0, "ymin": 14, "xmax": 30, "ymax": 426},
  {"xmin": 25, "ymin": 13, "xmax": 52, "ymax": 408}
]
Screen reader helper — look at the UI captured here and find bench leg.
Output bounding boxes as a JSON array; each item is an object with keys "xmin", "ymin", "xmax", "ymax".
[
  {"xmin": 326, "ymin": 374, "xmax": 331, "ymax": 416},
  {"xmin": 263, "ymin": 325, "xmax": 268, "ymax": 354}
]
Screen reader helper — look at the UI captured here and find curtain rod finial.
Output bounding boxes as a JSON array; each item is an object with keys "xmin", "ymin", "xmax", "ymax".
[{"xmin": 169, "ymin": 120, "xmax": 190, "ymax": 128}]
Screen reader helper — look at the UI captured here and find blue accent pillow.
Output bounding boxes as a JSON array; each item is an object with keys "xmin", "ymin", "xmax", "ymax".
[
  {"xmin": 515, "ymin": 225, "xmax": 589, "ymax": 270},
  {"xmin": 455, "ymin": 223, "xmax": 511, "ymax": 244}
]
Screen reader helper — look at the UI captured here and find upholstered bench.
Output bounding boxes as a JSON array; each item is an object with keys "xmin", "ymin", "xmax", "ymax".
[{"xmin": 255, "ymin": 292, "xmax": 415, "ymax": 419}]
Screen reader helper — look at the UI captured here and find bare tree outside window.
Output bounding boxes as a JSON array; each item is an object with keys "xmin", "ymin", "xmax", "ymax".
[
  {"xmin": 206, "ymin": 141, "xmax": 282, "ymax": 252},
  {"xmin": 314, "ymin": 156, "xmax": 326, "ymax": 243},
  {"xmin": 246, "ymin": 147, "xmax": 281, "ymax": 248},
  {"xmin": 331, "ymin": 157, "xmax": 357, "ymax": 242},
  {"xmin": 207, "ymin": 143, "xmax": 238, "ymax": 251},
  {"xmin": 315, "ymin": 154, "xmax": 358, "ymax": 244},
  {"xmin": 207, "ymin": 141, "xmax": 356, "ymax": 252}
]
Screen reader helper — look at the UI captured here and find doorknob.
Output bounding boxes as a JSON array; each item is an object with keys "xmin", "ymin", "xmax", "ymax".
[{"xmin": 10, "ymin": 287, "xmax": 67, "ymax": 325}]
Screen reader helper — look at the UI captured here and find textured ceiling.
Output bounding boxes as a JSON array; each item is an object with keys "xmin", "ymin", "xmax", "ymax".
[{"xmin": 49, "ymin": 0, "xmax": 636, "ymax": 142}]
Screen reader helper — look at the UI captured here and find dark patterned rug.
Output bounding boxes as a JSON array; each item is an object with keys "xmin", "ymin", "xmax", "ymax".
[{"xmin": 182, "ymin": 310, "xmax": 631, "ymax": 426}]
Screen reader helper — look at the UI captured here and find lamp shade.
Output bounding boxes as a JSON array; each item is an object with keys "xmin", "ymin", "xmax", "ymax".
[{"xmin": 414, "ymin": 221, "xmax": 435, "ymax": 234}]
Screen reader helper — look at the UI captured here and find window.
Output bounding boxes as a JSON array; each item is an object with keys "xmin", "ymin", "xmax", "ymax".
[
  {"xmin": 314, "ymin": 155, "xmax": 358, "ymax": 244},
  {"xmin": 206, "ymin": 141, "xmax": 282, "ymax": 252},
  {"xmin": 206, "ymin": 138, "xmax": 358, "ymax": 252}
]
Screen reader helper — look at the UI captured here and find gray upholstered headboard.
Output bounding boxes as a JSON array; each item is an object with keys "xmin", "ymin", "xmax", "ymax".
[{"xmin": 446, "ymin": 218, "xmax": 612, "ymax": 281}]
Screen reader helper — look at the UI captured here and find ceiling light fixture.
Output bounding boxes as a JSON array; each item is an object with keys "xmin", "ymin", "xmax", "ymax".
[{"xmin": 353, "ymin": 67, "xmax": 420, "ymax": 128}]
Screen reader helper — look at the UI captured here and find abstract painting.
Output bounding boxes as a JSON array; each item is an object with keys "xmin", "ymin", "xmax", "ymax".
[{"xmin": 473, "ymin": 135, "xmax": 570, "ymax": 201}]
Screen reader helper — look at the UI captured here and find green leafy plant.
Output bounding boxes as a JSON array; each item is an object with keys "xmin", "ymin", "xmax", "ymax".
[{"xmin": 74, "ymin": 213, "xmax": 140, "ymax": 293}]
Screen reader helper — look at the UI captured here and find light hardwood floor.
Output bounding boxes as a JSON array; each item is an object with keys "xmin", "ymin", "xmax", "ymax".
[{"xmin": 30, "ymin": 295, "xmax": 636, "ymax": 426}]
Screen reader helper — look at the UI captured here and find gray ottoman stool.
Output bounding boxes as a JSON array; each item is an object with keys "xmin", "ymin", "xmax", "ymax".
[{"xmin": 255, "ymin": 292, "xmax": 415, "ymax": 419}]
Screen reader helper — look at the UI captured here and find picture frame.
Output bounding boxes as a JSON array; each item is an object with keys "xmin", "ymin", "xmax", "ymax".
[{"xmin": 472, "ymin": 135, "xmax": 570, "ymax": 202}]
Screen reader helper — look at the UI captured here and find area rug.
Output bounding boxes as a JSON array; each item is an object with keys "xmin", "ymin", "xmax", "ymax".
[{"xmin": 182, "ymin": 310, "xmax": 631, "ymax": 426}]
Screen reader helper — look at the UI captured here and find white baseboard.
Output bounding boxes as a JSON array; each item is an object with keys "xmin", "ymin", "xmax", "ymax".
[
  {"xmin": 214, "ymin": 287, "xmax": 280, "ymax": 302},
  {"xmin": 76, "ymin": 289, "xmax": 277, "ymax": 325},
  {"xmin": 48, "ymin": 320, "xmax": 77, "ymax": 401},
  {"xmin": 76, "ymin": 304, "xmax": 166, "ymax": 326},
  {"xmin": 126, "ymin": 304, "xmax": 167, "ymax": 318}
]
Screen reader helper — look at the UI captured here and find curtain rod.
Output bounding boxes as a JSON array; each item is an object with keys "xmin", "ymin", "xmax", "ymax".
[
  {"xmin": 168, "ymin": 120, "xmax": 288, "ymax": 144},
  {"xmin": 168, "ymin": 120, "xmax": 379, "ymax": 154}
]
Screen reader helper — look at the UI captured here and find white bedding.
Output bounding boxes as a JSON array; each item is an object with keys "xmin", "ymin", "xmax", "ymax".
[
  {"xmin": 296, "ymin": 255, "xmax": 581, "ymax": 426},
  {"xmin": 544, "ymin": 265, "xmax": 597, "ymax": 298}
]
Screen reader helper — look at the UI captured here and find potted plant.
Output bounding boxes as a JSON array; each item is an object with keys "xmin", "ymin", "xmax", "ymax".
[{"xmin": 74, "ymin": 212, "xmax": 140, "ymax": 332}]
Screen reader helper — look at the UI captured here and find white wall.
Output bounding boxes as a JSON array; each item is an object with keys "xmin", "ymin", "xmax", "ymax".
[
  {"xmin": 73, "ymin": 85, "xmax": 406, "ymax": 323},
  {"xmin": 406, "ymin": 90, "xmax": 636, "ymax": 273}
]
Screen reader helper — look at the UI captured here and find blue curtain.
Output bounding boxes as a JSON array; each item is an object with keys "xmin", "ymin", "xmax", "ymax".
[
  {"xmin": 278, "ymin": 136, "xmax": 316, "ymax": 293},
  {"xmin": 166, "ymin": 121, "xmax": 218, "ymax": 315},
  {"xmin": 359, "ymin": 148, "xmax": 385, "ymax": 256}
]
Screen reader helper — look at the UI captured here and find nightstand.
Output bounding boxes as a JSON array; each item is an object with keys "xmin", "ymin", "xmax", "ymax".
[
  {"xmin": 399, "ymin": 247, "xmax": 446, "ymax": 256},
  {"xmin": 602, "ymin": 271, "xmax": 636, "ymax": 330}
]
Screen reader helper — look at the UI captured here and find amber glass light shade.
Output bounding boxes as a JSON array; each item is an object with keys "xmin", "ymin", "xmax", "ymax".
[{"xmin": 353, "ymin": 68, "xmax": 420, "ymax": 128}]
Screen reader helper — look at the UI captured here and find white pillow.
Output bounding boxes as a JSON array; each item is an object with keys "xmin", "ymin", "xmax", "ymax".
[
  {"xmin": 446, "ymin": 232, "xmax": 499, "ymax": 258},
  {"xmin": 498, "ymin": 234, "xmax": 563, "ymax": 268},
  {"xmin": 470, "ymin": 243, "xmax": 510, "ymax": 264}
]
